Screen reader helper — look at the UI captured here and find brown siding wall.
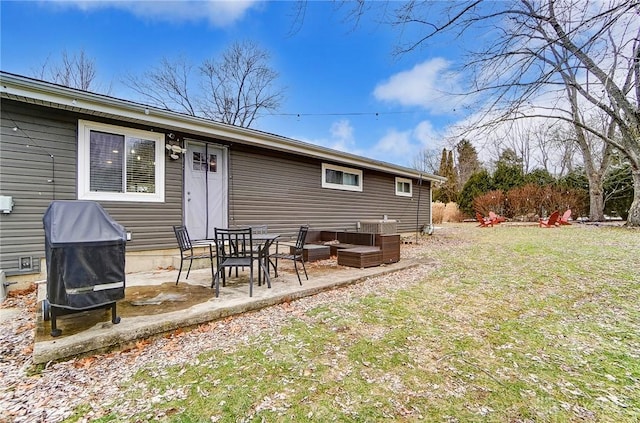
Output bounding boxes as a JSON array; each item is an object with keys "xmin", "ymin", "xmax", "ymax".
[
  {"xmin": 1, "ymin": 99, "xmax": 431, "ymax": 278},
  {"xmin": 228, "ymin": 145, "xmax": 431, "ymax": 237},
  {"xmin": 0, "ymin": 100, "xmax": 183, "ymax": 275}
]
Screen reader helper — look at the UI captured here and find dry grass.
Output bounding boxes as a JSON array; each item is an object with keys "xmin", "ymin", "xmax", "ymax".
[
  {"xmin": 432, "ymin": 202, "xmax": 463, "ymax": 223},
  {"xmin": 12, "ymin": 223, "xmax": 637, "ymax": 423}
]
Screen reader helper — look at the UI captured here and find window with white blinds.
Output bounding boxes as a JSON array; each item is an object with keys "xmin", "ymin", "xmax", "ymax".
[
  {"xmin": 321, "ymin": 163, "xmax": 363, "ymax": 192},
  {"xmin": 78, "ymin": 120, "xmax": 165, "ymax": 202}
]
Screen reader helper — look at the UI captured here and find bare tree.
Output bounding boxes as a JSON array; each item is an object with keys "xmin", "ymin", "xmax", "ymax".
[
  {"xmin": 529, "ymin": 122, "xmax": 579, "ymax": 178},
  {"xmin": 124, "ymin": 41, "xmax": 284, "ymax": 128},
  {"xmin": 124, "ymin": 57, "xmax": 198, "ymax": 116},
  {"xmin": 565, "ymin": 82, "xmax": 615, "ymax": 221},
  {"xmin": 33, "ymin": 48, "xmax": 108, "ymax": 93},
  {"xmin": 412, "ymin": 148, "xmax": 441, "ymax": 174},
  {"xmin": 373, "ymin": 0, "xmax": 640, "ymax": 226},
  {"xmin": 200, "ymin": 40, "xmax": 283, "ymax": 127},
  {"xmin": 485, "ymin": 121, "xmax": 534, "ymax": 174}
]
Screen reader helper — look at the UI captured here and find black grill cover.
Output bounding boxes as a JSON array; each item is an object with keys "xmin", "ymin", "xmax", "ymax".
[{"xmin": 43, "ymin": 200, "xmax": 126, "ymax": 309}]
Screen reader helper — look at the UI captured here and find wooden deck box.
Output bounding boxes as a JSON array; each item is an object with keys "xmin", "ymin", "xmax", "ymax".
[
  {"xmin": 329, "ymin": 243, "xmax": 357, "ymax": 256},
  {"xmin": 337, "ymin": 231, "xmax": 375, "ymax": 246},
  {"xmin": 375, "ymin": 234, "xmax": 400, "ymax": 264},
  {"xmin": 305, "ymin": 230, "xmax": 339, "ymax": 244},
  {"xmin": 337, "ymin": 246, "xmax": 382, "ymax": 268},
  {"xmin": 292, "ymin": 244, "xmax": 331, "ymax": 262}
]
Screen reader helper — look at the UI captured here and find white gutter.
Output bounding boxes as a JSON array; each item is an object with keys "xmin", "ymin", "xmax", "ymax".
[{"xmin": 0, "ymin": 72, "xmax": 446, "ymax": 183}]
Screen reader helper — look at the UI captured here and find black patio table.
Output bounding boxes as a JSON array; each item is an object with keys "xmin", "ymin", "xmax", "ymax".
[
  {"xmin": 205, "ymin": 231, "xmax": 280, "ymax": 290},
  {"xmin": 252, "ymin": 233, "xmax": 280, "ymax": 286}
]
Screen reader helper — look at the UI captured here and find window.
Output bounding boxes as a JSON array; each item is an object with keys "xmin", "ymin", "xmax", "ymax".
[
  {"xmin": 322, "ymin": 163, "xmax": 363, "ymax": 192},
  {"xmin": 395, "ymin": 177, "xmax": 412, "ymax": 197},
  {"xmin": 191, "ymin": 152, "xmax": 218, "ymax": 173},
  {"xmin": 78, "ymin": 120, "xmax": 165, "ymax": 202}
]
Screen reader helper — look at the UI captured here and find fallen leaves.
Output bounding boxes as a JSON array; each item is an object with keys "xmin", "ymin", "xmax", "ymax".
[
  {"xmin": 15, "ymin": 321, "xmax": 35, "ymax": 335},
  {"xmin": 193, "ymin": 321, "xmax": 218, "ymax": 333},
  {"xmin": 74, "ymin": 356, "xmax": 96, "ymax": 369}
]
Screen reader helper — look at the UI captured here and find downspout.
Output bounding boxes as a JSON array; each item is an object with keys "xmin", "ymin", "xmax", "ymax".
[
  {"xmin": 227, "ymin": 144, "xmax": 233, "ymax": 229},
  {"xmin": 429, "ymin": 180, "xmax": 433, "ymax": 233},
  {"xmin": 204, "ymin": 143, "xmax": 210, "ymax": 238},
  {"xmin": 415, "ymin": 174, "xmax": 423, "ymax": 243}
]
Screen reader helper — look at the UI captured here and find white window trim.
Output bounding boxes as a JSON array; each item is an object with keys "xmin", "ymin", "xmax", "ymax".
[
  {"xmin": 78, "ymin": 120, "xmax": 165, "ymax": 202},
  {"xmin": 321, "ymin": 163, "xmax": 363, "ymax": 192},
  {"xmin": 395, "ymin": 177, "xmax": 413, "ymax": 197}
]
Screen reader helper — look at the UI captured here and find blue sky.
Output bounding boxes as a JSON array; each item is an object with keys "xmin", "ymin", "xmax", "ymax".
[{"xmin": 0, "ymin": 1, "xmax": 474, "ymax": 168}]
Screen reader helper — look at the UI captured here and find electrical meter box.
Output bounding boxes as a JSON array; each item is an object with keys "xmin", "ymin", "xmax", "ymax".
[{"xmin": 0, "ymin": 196, "xmax": 14, "ymax": 213}]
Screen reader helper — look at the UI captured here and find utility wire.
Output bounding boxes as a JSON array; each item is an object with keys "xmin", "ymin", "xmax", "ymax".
[{"xmin": 268, "ymin": 110, "xmax": 417, "ymax": 117}]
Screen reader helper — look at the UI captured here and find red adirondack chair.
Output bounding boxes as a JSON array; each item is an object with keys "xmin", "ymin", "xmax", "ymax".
[
  {"xmin": 539, "ymin": 210, "xmax": 560, "ymax": 228},
  {"xmin": 476, "ymin": 212, "xmax": 493, "ymax": 227},
  {"xmin": 559, "ymin": 209, "xmax": 572, "ymax": 225},
  {"xmin": 489, "ymin": 211, "xmax": 506, "ymax": 224}
]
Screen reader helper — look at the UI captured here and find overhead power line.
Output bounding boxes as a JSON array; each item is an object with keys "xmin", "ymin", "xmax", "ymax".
[{"xmin": 268, "ymin": 110, "xmax": 418, "ymax": 118}]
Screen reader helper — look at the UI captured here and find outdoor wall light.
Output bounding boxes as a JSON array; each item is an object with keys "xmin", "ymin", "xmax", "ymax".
[{"xmin": 165, "ymin": 133, "xmax": 186, "ymax": 160}]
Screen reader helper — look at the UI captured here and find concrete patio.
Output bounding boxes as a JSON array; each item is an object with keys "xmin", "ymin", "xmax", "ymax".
[{"xmin": 33, "ymin": 257, "xmax": 419, "ymax": 364}]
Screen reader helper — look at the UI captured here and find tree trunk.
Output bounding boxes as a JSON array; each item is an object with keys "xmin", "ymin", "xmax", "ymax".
[
  {"xmin": 625, "ymin": 168, "xmax": 640, "ymax": 227},
  {"xmin": 585, "ymin": 172, "xmax": 605, "ymax": 222},
  {"xmin": 588, "ymin": 184, "xmax": 605, "ymax": 222}
]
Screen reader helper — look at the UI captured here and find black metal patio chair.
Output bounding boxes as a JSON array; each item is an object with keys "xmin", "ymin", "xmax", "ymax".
[
  {"xmin": 213, "ymin": 227, "xmax": 258, "ymax": 297},
  {"xmin": 173, "ymin": 225, "xmax": 215, "ymax": 285},
  {"xmin": 228, "ymin": 225, "xmax": 269, "ymax": 278},
  {"xmin": 270, "ymin": 225, "xmax": 309, "ymax": 285}
]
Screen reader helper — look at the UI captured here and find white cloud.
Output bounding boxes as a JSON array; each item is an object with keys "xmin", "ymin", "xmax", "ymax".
[
  {"xmin": 330, "ymin": 119, "xmax": 354, "ymax": 146},
  {"xmin": 373, "ymin": 58, "xmax": 468, "ymax": 114},
  {"xmin": 369, "ymin": 129, "xmax": 414, "ymax": 163},
  {"xmin": 299, "ymin": 119, "xmax": 364, "ymax": 156},
  {"xmin": 412, "ymin": 120, "xmax": 441, "ymax": 148},
  {"xmin": 297, "ymin": 118, "xmax": 446, "ymax": 169},
  {"xmin": 325, "ymin": 119, "xmax": 359, "ymax": 153},
  {"xmin": 48, "ymin": 0, "xmax": 259, "ymax": 27}
]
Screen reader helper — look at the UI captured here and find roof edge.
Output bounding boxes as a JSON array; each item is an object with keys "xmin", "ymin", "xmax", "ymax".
[{"xmin": 0, "ymin": 71, "xmax": 446, "ymax": 183}]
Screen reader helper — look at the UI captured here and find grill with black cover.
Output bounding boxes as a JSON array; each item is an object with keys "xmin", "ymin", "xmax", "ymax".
[{"xmin": 43, "ymin": 200, "xmax": 126, "ymax": 337}]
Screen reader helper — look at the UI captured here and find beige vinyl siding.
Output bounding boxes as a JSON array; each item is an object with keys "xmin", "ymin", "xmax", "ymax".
[
  {"xmin": 0, "ymin": 100, "xmax": 183, "ymax": 275},
  {"xmin": 228, "ymin": 145, "xmax": 431, "ymax": 237}
]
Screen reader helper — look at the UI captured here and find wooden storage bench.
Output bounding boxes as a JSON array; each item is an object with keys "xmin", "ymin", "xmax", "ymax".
[
  {"xmin": 329, "ymin": 243, "xmax": 357, "ymax": 256},
  {"xmin": 375, "ymin": 234, "xmax": 400, "ymax": 264},
  {"xmin": 337, "ymin": 246, "xmax": 382, "ymax": 268},
  {"xmin": 291, "ymin": 244, "xmax": 331, "ymax": 262}
]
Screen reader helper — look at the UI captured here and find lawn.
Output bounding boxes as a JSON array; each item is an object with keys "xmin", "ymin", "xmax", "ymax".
[{"xmin": 76, "ymin": 224, "xmax": 639, "ymax": 422}]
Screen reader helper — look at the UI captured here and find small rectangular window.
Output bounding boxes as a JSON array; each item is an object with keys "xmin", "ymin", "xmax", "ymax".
[
  {"xmin": 209, "ymin": 154, "xmax": 218, "ymax": 173},
  {"xmin": 78, "ymin": 120, "xmax": 165, "ymax": 202},
  {"xmin": 322, "ymin": 163, "xmax": 363, "ymax": 192},
  {"xmin": 395, "ymin": 177, "xmax": 412, "ymax": 197},
  {"xmin": 192, "ymin": 151, "xmax": 207, "ymax": 171}
]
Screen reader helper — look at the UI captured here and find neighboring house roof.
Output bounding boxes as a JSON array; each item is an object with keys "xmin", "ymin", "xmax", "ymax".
[{"xmin": 0, "ymin": 71, "xmax": 446, "ymax": 183}]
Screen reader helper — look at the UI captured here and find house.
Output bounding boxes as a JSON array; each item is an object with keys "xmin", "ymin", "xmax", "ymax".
[{"xmin": 0, "ymin": 71, "xmax": 445, "ymax": 289}]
